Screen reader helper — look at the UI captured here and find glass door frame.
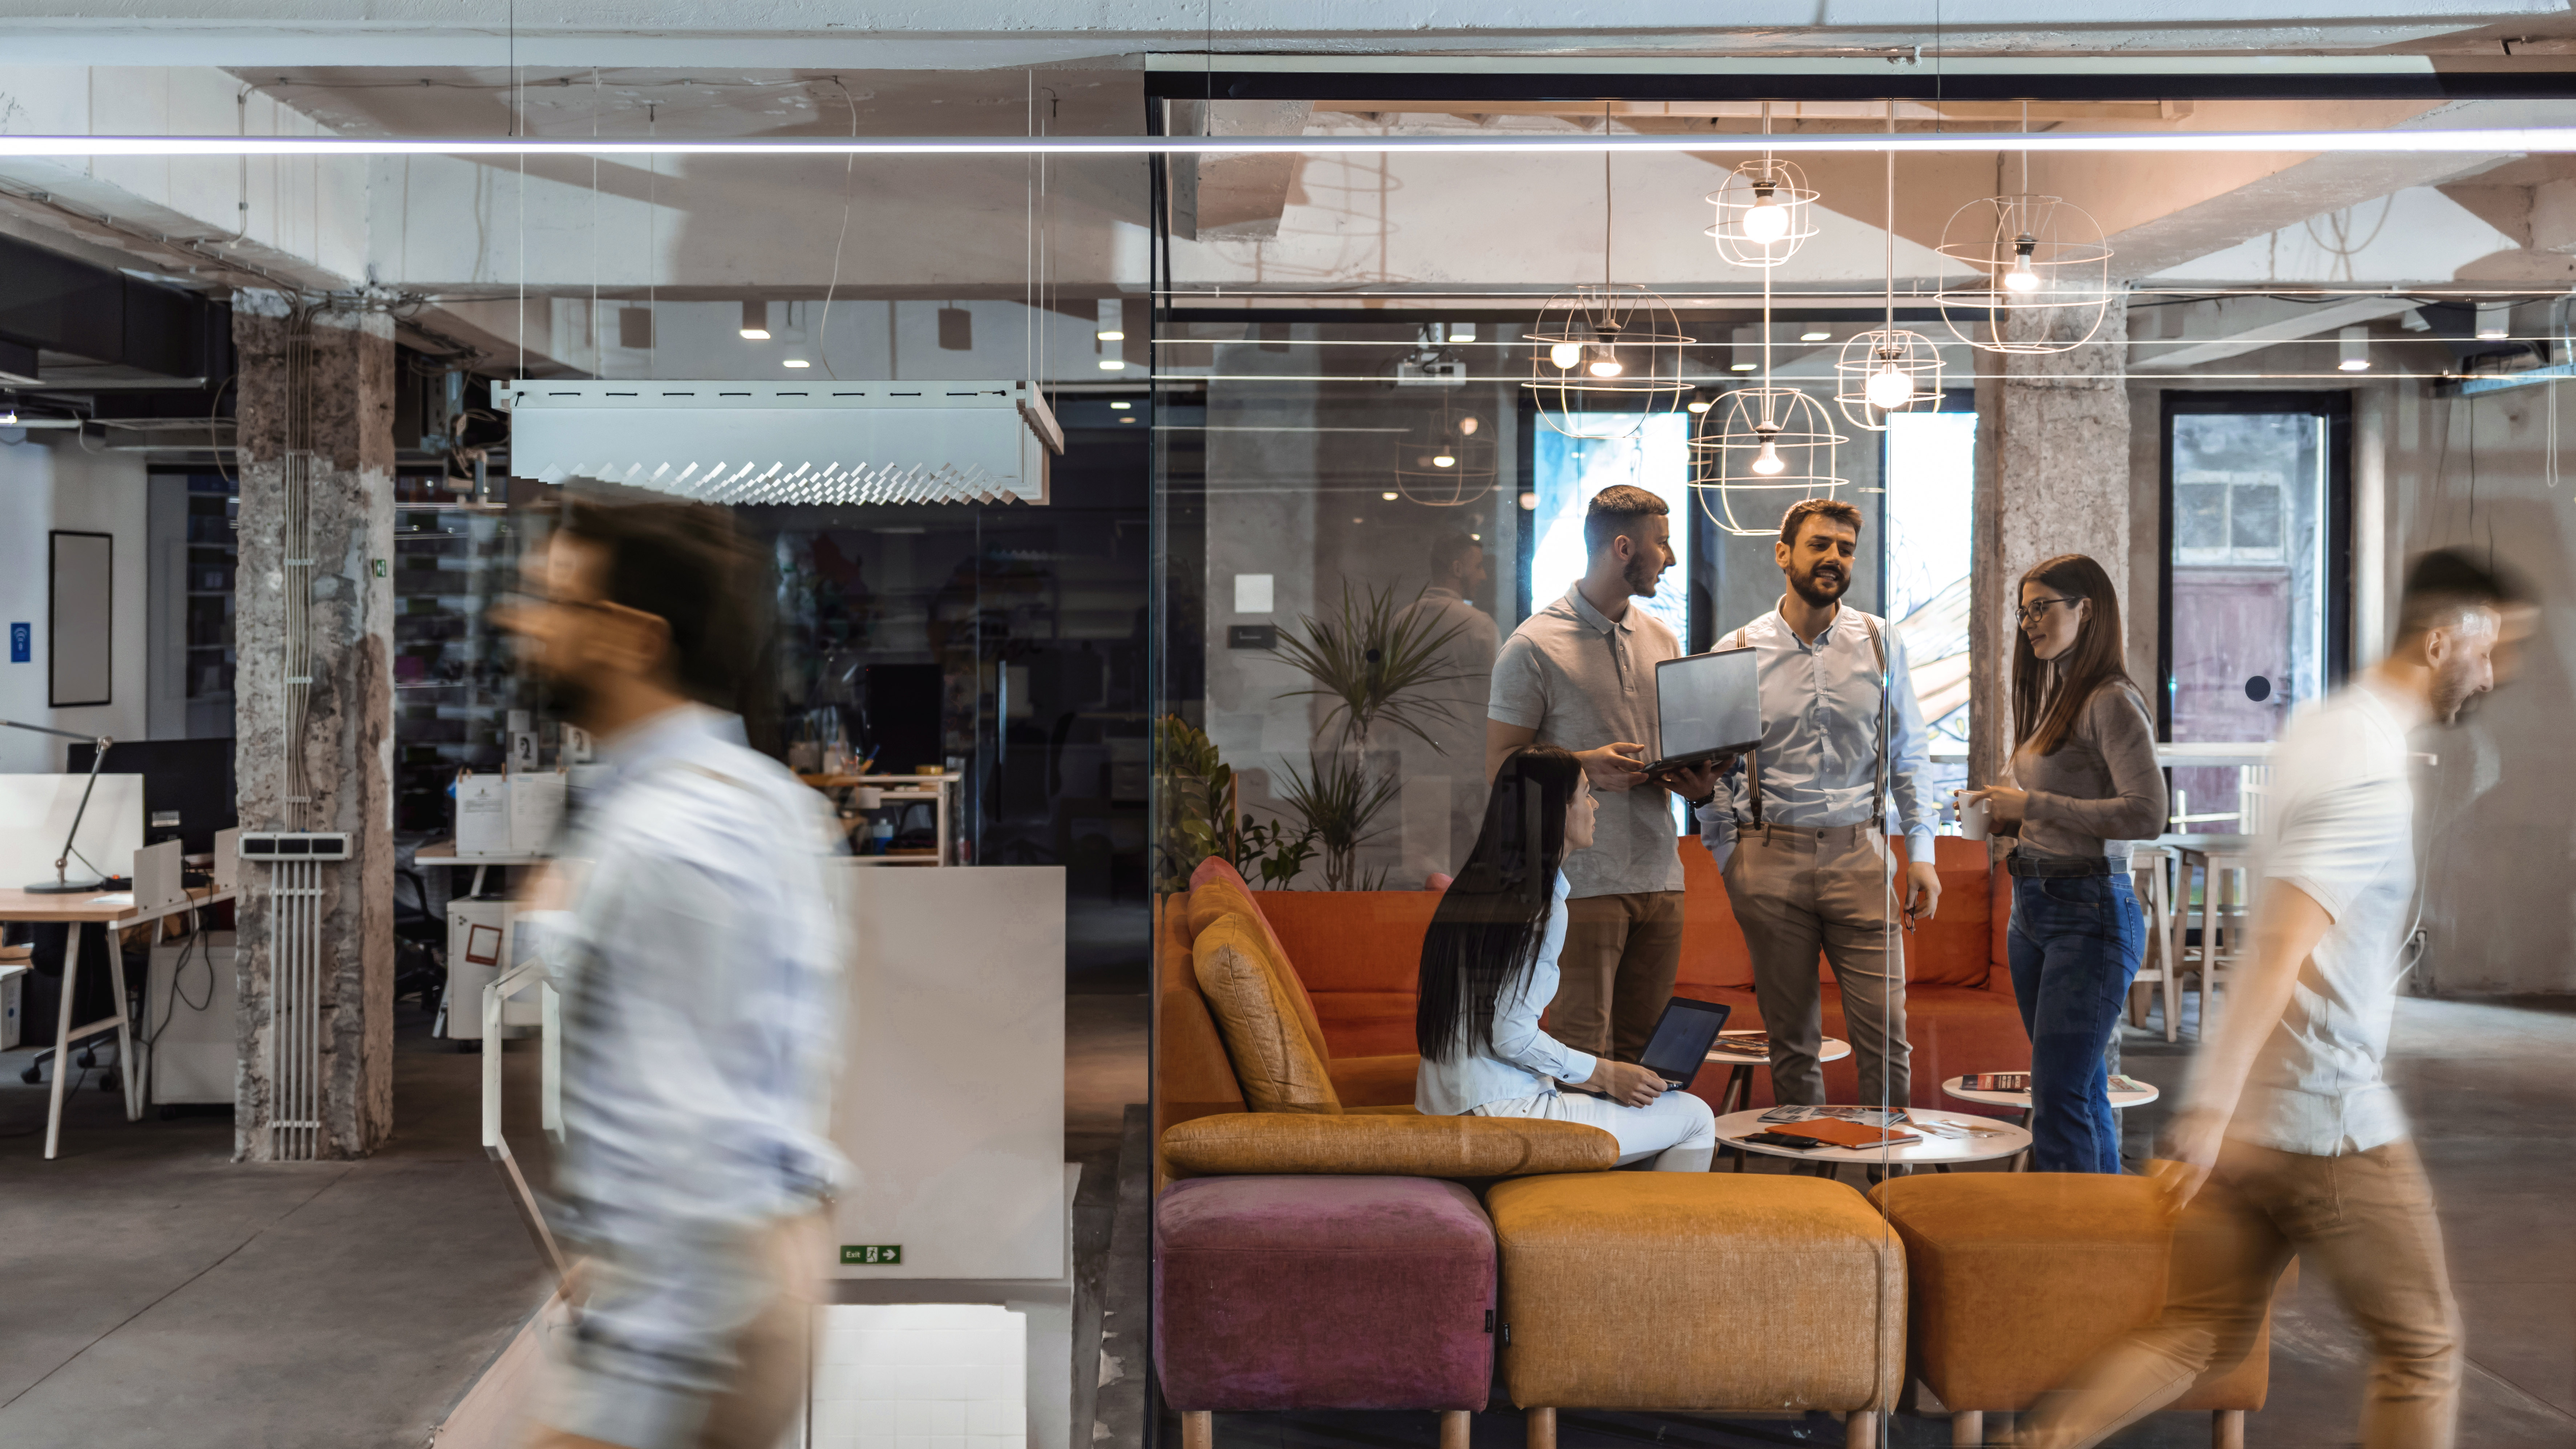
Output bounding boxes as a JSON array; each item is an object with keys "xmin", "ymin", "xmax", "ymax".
[{"xmin": 2153, "ymin": 389, "xmax": 2354, "ymax": 742}]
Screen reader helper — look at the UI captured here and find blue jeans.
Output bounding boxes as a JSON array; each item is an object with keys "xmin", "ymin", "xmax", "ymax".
[{"xmin": 2008, "ymin": 873, "xmax": 2145, "ymax": 1174}]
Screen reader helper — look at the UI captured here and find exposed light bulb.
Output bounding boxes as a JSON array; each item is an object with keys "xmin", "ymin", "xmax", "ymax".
[
  {"xmin": 1864, "ymin": 360, "xmax": 1913, "ymax": 410},
  {"xmin": 1586, "ymin": 347, "xmax": 1625, "ymax": 379},
  {"xmin": 1548, "ymin": 341, "xmax": 1584, "ymax": 369},
  {"xmin": 1741, "ymin": 184, "xmax": 1791, "ymax": 244},
  {"xmin": 1457, "ymin": 415, "xmax": 1479, "ymax": 436},
  {"xmin": 1432, "ymin": 454, "xmax": 1457, "ymax": 468},
  {"xmin": 1750, "ymin": 438, "xmax": 1786, "ymax": 477},
  {"xmin": 1382, "ymin": 491, "xmax": 1399, "ymax": 501},
  {"xmin": 2002, "ymin": 235, "xmax": 2041, "ymax": 294}
]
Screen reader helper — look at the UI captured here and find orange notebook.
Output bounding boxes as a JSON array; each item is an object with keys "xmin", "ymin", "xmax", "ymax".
[{"xmin": 1754, "ymin": 1118, "xmax": 1920, "ymax": 1150}]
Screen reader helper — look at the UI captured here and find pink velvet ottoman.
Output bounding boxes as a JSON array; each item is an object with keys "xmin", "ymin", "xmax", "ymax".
[{"xmin": 1155, "ymin": 1175, "xmax": 1496, "ymax": 1447}]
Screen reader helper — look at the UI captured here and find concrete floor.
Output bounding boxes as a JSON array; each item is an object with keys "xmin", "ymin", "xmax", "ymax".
[
  {"xmin": 0, "ymin": 987, "xmax": 1157, "ymax": 1449},
  {"xmin": 0, "ymin": 1005, "xmax": 556, "ymax": 1449},
  {"xmin": 1180, "ymin": 994, "xmax": 2576, "ymax": 1448}
]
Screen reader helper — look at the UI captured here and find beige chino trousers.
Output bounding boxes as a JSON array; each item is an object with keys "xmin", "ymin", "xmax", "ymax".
[{"xmin": 1721, "ymin": 822, "xmax": 1911, "ymax": 1111}]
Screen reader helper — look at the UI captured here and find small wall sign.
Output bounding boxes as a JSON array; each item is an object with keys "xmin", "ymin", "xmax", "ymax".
[
  {"xmin": 7, "ymin": 622, "xmax": 27, "ymax": 662},
  {"xmin": 840, "ymin": 1244, "xmax": 903, "ymax": 1265}
]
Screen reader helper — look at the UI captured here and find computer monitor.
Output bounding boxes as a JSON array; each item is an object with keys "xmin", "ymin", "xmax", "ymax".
[{"xmin": 66, "ymin": 737, "xmax": 236, "ymax": 854}]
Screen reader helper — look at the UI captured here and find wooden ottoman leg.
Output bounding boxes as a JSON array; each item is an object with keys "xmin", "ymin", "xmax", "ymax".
[
  {"xmin": 1180, "ymin": 1410, "xmax": 1212, "ymax": 1449},
  {"xmin": 1844, "ymin": 1408, "xmax": 1879, "ymax": 1443},
  {"xmin": 1951, "ymin": 1409, "xmax": 1984, "ymax": 1445},
  {"xmin": 2211, "ymin": 1409, "xmax": 2245, "ymax": 1449},
  {"xmin": 1439, "ymin": 1409, "xmax": 1470, "ymax": 1449},
  {"xmin": 1527, "ymin": 1406, "xmax": 1556, "ymax": 1449}
]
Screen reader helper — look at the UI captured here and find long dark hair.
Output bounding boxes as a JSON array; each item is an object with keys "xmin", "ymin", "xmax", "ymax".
[
  {"xmin": 2011, "ymin": 552, "xmax": 2138, "ymax": 757},
  {"xmin": 1414, "ymin": 746, "xmax": 1584, "ymax": 1062}
]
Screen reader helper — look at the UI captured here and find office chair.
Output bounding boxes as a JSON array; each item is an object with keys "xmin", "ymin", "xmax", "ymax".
[{"xmin": 392, "ymin": 867, "xmax": 447, "ymax": 1011}]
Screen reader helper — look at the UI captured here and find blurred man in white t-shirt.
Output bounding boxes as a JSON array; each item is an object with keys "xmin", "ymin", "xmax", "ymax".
[{"xmin": 2019, "ymin": 549, "xmax": 2533, "ymax": 1449}]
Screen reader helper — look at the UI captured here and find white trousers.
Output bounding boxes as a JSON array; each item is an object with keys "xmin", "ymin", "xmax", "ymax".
[{"xmin": 1474, "ymin": 1086, "xmax": 1718, "ymax": 1171}]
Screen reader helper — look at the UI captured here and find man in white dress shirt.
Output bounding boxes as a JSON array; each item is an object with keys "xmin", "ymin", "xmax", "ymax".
[
  {"xmin": 1699, "ymin": 498, "xmax": 1940, "ymax": 1113},
  {"xmin": 1396, "ymin": 532, "xmax": 1502, "ymax": 880},
  {"xmin": 2018, "ymin": 550, "xmax": 2531, "ymax": 1449}
]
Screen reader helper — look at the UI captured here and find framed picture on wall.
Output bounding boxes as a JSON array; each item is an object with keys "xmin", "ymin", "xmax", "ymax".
[{"xmin": 49, "ymin": 529, "xmax": 112, "ymax": 707}]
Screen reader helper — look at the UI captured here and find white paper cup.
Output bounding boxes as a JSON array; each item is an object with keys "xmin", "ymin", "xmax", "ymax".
[{"xmin": 1956, "ymin": 792, "xmax": 1992, "ymax": 842}]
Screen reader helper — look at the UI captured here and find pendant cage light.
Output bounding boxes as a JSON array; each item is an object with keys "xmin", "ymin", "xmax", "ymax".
[
  {"xmin": 1705, "ymin": 157, "xmax": 1820, "ymax": 269},
  {"xmin": 1690, "ymin": 387, "xmax": 1847, "ymax": 537},
  {"xmin": 1935, "ymin": 193, "xmax": 2115, "ymax": 354},
  {"xmin": 1392, "ymin": 391, "xmax": 1498, "ymax": 506},
  {"xmin": 1523, "ymin": 283, "xmax": 1691, "ymax": 440},
  {"xmin": 1835, "ymin": 117, "xmax": 1945, "ymax": 431}
]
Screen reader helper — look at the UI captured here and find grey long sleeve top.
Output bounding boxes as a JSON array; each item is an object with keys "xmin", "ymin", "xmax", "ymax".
[{"xmin": 2012, "ymin": 679, "xmax": 2168, "ymax": 863}]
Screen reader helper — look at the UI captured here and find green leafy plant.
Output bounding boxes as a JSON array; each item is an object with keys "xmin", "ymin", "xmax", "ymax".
[
  {"xmin": 1273, "ymin": 582, "xmax": 1474, "ymax": 752},
  {"xmin": 1154, "ymin": 713, "xmax": 1322, "ymax": 890},
  {"xmin": 1276, "ymin": 750, "xmax": 1404, "ymax": 893}
]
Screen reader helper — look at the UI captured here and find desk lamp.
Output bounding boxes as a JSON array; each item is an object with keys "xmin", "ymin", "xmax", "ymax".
[{"xmin": 3, "ymin": 719, "xmax": 114, "ymax": 893}]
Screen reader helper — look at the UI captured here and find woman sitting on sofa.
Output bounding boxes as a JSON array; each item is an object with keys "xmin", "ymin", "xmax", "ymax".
[{"xmin": 1414, "ymin": 745, "xmax": 1719, "ymax": 1171}]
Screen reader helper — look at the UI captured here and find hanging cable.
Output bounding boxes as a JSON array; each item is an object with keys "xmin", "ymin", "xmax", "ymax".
[{"xmin": 818, "ymin": 76, "xmax": 859, "ymax": 381}]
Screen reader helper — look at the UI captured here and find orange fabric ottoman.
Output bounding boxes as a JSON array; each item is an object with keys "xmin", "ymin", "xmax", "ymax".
[
  {"xmin": 1487, "ymin": 1173, "xmax": 1906, "ymax": 1446},
  {"xmin": 1869, "ymin": 1173, "xmax": 2289, "ymax": 1448}
]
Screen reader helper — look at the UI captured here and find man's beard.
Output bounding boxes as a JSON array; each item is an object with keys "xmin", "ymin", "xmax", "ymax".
[
  {"xmin": 2431, "ymin": 665, "xmax": 2482, "ymax": 725},
  {"xmin": 1623, "ymin": 549, "xmax": 1663, "ymax": 597},
  {"xmin": 1790, "ymin": 562, "xmax": 1848, "ymax": 609}
]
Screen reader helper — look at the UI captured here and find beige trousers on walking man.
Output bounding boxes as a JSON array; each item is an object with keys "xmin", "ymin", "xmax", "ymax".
[
  {"xmin": 1721, "ymin": 822, "xmax": 1910, "ymax": 1110},
  {"xmin": 2018, "ymin": 1136, "xmax": 2462, "ymax": 1449}
]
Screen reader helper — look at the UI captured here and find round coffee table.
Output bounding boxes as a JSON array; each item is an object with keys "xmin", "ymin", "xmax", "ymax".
[
  {"xmin": 1940, "ymin": 1074, "xmax": 2162, "ymax": 1112},
  {"xmin": 1703, "ymin": 1035, "xmax": 1851, "ymax": 1116},
  {"xmin": 1713, "ymin": 1106, "xmax": 2032, "ymax": 1177}
]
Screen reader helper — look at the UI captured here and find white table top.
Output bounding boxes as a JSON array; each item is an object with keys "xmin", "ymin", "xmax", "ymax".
[
  {"xmin": 1708, "ymin": 1034, "xmax": 1851, "ymax": 1065},
  {"xmin": 0, "ymin": 884, "xmax": 236, "ymax": 925},
  {"xmin": 1714, "ymin": 1106, "xmax": 2031, "ymax": 1166},
  {"xmin": 1941, "ymin": 1074, "xmax": 2162, "ymax": 1109}
]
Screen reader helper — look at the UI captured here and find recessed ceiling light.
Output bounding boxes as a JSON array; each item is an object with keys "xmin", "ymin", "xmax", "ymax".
[
  {"xmin": 1800, "ymin": 330, "xmax": 1831, "ymax": 342},
  {"xmin": 1097, "ymin": 329, "xmax": 1125, "ymax": 342},
  {"xmin": 1109, "ymin": 400, "xmax": 1132, "ymax": 410},
  {"xmin": 740, "ymin": 299, "xmax": 770, "ymax": 340},
  {"xmin": 1381, "ymin": 491, "xmax": 1399, "ymax": 501},
  {"xmin": 1121, "ymin": 415, "xmax": 1138, "ymax": 422},
  {"xmin": 782, "ymin": 358, "xmax": 811, "ymax": 368},
  {"xmin": 1098, "ymin": 359, "xmax": 1126, "ymax": 371},
  {"xmin": 1730, "ymin": 362, "xmax": 1757, "ymax": 372},
  {"xmin": 1687, "ymin": 399, "xmax": 1712, "ymax": 413},
  {"xmin": 740, "ymin": 327, "xmax": 771, "ymax": 340}
]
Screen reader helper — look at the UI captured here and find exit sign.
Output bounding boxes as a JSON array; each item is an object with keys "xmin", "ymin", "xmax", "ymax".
[{"xmin": 841, "ymin": 1244, "xmax": 903, "ymax": 1266}]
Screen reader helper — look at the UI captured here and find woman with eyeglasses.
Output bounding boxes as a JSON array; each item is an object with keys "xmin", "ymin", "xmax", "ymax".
[{"xmin": 1960, "ymin": 554, "xmax": 2167, "ymax": 1173}]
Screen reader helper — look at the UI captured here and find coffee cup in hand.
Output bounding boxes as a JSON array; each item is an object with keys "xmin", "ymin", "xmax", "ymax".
[{"xmin": 1955, "ymin": 790, "xmax": 1992, "ymax": 842}]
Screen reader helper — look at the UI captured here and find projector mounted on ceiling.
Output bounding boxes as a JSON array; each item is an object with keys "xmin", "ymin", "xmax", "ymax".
[{"xmin": 499, "ymin": 379, "xmax": 1063, "ymax": 506}]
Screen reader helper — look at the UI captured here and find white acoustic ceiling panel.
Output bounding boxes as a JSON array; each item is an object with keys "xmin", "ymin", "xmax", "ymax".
[{"xmin": 499, "ymin": 379, "xmax": 1062, "ymax": 506}]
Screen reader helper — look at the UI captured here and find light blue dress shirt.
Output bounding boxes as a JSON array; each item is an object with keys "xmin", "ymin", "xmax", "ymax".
[
  {"xmin": 1694, "ymin": 603, "xmax": 1937, "ymax": 862},
  {"xmin": 542, "ymin": 704, "xmax": 849, "ymax": 1244},
  {"xmin": 1415, "ymin": 872, "xmax": 1600, "ymax": 1114}
]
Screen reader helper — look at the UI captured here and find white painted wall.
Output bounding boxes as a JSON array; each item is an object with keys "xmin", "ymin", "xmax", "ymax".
[{"xmin": 0, "ymin": 436, "xmax": 151, "ymax": 772}]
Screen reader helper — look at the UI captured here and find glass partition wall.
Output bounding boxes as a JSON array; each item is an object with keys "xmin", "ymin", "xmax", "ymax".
[{"xmin": 1143, "ymin": 85, "xmax": 2576, "ymax": 1449}]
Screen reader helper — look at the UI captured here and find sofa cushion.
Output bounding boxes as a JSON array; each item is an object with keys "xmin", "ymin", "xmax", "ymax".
[
  {"xmin": 1253, "ymin": 888, "xmax": 1445, "ymax": 1058},
  {"xmin": 1869, "ymin": 1173, "xmax": 2288, "ymax": 1413},
  {"xmin": 1155, "ymin": 1175, "xmax": 1498, "ymax": 1412},
  {"xmin": 1188, "ymin": 877, "xmax": 1332, "ymax": 1066},
  {"xmin": 1487, "ymin": 1172, "xmax": 1904, "ymax": 1413},
  {"xmin": 1194, "ymin": 912, "xmax": 1340, "ymax": 1114},
  {"xmin": 1161, "ymin": 1111, "xmax": 1618, "ymax": 1179}
]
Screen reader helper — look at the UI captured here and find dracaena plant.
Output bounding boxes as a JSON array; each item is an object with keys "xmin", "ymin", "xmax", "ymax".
[{"xmin": 1272, "ymin": 582, "xmax": 1474, "ymax": 753}]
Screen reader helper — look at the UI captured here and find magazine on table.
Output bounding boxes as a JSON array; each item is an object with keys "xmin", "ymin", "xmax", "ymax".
[{"xmin": 1757, "ymin": 1106, "xmax": 1909, "ymax": 1127}]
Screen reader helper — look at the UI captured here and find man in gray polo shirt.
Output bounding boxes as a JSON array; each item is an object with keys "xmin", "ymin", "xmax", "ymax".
[
  {"xmin": 1487, "ymin": 486, "xmax": 1722, "ymax": 1061},
  {"xmin": 2019, "ymin": 549, "xmax": 2531, "ymax": 1449}
]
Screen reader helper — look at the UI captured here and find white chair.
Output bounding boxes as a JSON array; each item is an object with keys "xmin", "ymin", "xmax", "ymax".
[{"xmin": 2127, "ymin": 844, "xmax": 2181, "ymax": 1041}]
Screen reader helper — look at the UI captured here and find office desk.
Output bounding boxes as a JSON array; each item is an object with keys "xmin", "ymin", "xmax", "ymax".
[
  {"xmin": 0, "ymin": 884, "xmax": 235, "ymax": 1159},
  {"xmin": 417, "ymin": 839, "xmax": 550, "ymax": 897}
]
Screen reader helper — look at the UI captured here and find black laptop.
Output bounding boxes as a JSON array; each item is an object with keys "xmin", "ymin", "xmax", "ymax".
[{"xmin": 1563, "ymin": 997, "xmax": 1732, "ymax": 1096}]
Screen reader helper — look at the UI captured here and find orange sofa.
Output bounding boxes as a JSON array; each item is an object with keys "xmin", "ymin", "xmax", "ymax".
[{"xmin": 1171, "ymin": 835, "xmax": 2029, "ymax": 1119}]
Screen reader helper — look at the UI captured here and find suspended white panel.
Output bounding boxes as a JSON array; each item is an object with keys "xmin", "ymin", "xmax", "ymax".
[{"xmin": 498, "ymin": 379, "xmax": 1063, "ymax": 506}]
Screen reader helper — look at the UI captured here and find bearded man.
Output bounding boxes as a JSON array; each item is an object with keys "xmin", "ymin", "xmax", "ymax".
[
  {"xmin": 1487, "ymin": 486, "xmax": 1722, "ymax": 1061},
  {"xmin": 1697, "ymin": 498, "xmax": 1940, "ymax": 1112}
]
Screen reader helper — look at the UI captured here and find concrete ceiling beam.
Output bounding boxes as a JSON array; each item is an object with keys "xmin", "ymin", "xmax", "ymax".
[{"xmin": 2131, "ymin": 293, "xmax": 2420, "ymax": 367}]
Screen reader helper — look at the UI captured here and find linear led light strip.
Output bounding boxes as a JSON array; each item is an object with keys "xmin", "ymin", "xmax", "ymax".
[{"xmin": 11, "ymin": 128, "xmax": 2576, "ymax": 157}]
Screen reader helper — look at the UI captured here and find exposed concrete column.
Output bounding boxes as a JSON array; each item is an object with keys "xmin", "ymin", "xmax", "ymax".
[
  {"xmin": 1969, "ymin": 298, "xmax": 2133, "ymax": 789},
  {"xmin": 231, "ymin": 291, "xmax": 397, "ymax": 1161}
]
